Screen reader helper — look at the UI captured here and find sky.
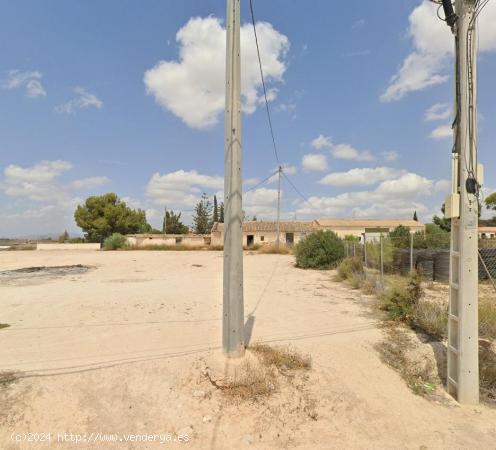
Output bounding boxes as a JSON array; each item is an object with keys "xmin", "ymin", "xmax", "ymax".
[{"xmin": 1, "ymin": 0, "xmax": 495, "ymax": 237}]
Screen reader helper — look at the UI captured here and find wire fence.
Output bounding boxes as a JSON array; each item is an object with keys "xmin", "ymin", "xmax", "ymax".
[{"xmin": 344, "ymin": 235, "xmax": 496, "ymax": 294}]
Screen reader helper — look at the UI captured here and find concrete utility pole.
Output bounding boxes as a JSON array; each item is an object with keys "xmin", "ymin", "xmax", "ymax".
[
  {"xmin": 276, "ymin": 166, "xmax": 282, "ymax": 249},
  {"xmin": 446, "ymin": 0, "xmax": 480, "ymax": 404},
  {"xmin": 223, "ymin": 0, "xmax": 245, "ymax": 358}
]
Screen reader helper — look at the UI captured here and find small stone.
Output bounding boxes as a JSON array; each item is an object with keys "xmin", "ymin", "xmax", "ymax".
[
  {"xmin": 177, "ymin": 426, "xmax": 194, "ymax": 438},
  {"xmin": 193, "ymin": 389, "xmax": 206, "ymax": 399},
  {"xmin": 242, "ymin": 434, "xmax": 254, "ymax": 445},
  {"xmin": 202, "ymin": 415, "xmax": 212, "ymax": 423}
]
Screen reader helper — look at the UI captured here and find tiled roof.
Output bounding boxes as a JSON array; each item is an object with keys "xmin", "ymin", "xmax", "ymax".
[
  {"xmin": 479, "ymin": 227, "xmax": 496, "ymax": 232},
  {"xmin": 212, "ymin": 221, "xmax": 316, "ymax": 233},
  {"xmin": 315, "ymin": 219, "xmax": 424, "ymax": 228}
]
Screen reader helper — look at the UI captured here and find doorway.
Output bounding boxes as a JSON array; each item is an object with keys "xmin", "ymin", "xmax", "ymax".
[
  {"xmin": 247, "ymin": 235, "xmax": 254, "ymax": 247},
  {"xmin": 286, "ymin": 233, "xmax": 294, "ymax": 245}
]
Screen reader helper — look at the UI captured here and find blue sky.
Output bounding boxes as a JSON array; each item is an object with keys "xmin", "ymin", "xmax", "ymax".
[{"xmin": 1, "ymin": 0, "xmax": 495, "ymax": 237}]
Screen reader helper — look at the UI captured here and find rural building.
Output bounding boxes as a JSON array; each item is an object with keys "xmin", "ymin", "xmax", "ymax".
[
  {"xmin": 210, "ymin": 221, "xmax": 316, "ymax": 247},
  {"xmin": 126, "ymin": 234, "xmax": 210, "ymax": 247},
  {"xmin": 479, "ymin": 227, "xmax": 496, "ymax": 239},
  {"xmin": 315, "ymin": 219, "xmax": 425, "ymax": 243}
]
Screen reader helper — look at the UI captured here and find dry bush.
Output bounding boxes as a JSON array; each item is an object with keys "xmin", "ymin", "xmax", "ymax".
[
  {"xmin": 251, "ymin": 344, "xmax": 311, "ymax": 372},
  {"xmin": 479, "ymin": 296, "xmax": 496, "ymax": 340},
  {"xmin": 335, "ymin": 257, "xmax": 364, "ymax": 282},
  {"xmin": 206, "ymin": 360, "xmax": 277, "ymax": 401},
  {"xmin": 0, "ymin": 371, "xmax": 18, "ymax": 387},
  {"xmin": 258, "ymin": 244, "xmax": 292, "ymax": 255},
  {"xmin": 0, "ymin": 323, "xmax": 10, "ymax": 330},
  {"xmin": 480, "ymin": 342, "xmax": 496, "ymax": 403},
  {"xmin": 412, "ymin": 301, "xmax": 448, "ymax": 340},
  {"xmin": 376, "ymin": 327, "xmax": 436, "ymax": 396},
  {"xmin": 361, "ymin": 276, "xmax": 380, "ymax": 296}
]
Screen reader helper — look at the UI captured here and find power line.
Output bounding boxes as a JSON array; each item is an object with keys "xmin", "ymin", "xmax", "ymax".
[
  {"xmin": 244, "ymin": 169, "xmax": 279, "ymax": 193},
  {"xmin": 281, "ymin": 168, "xmax": 313, "ymax": 208},
  {"xmin": 249, "ymin": 0, "xmax": 281, "ymax": 166}
]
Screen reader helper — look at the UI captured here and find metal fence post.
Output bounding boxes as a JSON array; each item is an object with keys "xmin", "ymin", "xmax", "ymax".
[
  {"xmin": 380, "ymin": 233, "xmax": 384, "ymax": 286},
  {"xmin": 410, "ymin": 232, "xmax": 414, "ymax": 274}
]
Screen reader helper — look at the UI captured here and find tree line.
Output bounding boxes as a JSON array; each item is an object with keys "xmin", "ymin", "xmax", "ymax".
[{"xmin": 72, "ymin": 192, "xmax": 224, "ymax": 243}]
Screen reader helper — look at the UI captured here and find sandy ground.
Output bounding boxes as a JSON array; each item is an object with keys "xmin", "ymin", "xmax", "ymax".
[{"xmin": 1, "ymin": 250, "xmax": 495, "ymax": 450}]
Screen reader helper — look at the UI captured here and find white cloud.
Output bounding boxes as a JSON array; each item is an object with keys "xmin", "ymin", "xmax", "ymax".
[
  {"xmin": 268, "ymin": 164, "xmax": 296, "ymax": 183},
  {"xmin": 144, "ymin": 16, "xmax": 289, "ymax": 129},
  {"xmin": 319, "ymin": 167, "xmax": 405, "ymax": 187},
  {"xmin": 0, "ymin": 161, "xmax": 112, "ymax": 236},
  {"xmin": 311, "ymin": 134, "xmax": 333, "ymax": 150},
  {"xmin": 381, "ymin": 0, "xmax": 496, "ymax": 101},
  {"xmin": 434, "ymin": 179, "xmax": 450, "ymax": 193},
  {"xmin": 425, "ymin": 102, "xmax": 451, "ymax": 121},
  {"xmin": 430, "ymin": 124, "xmax": 452, "ymax": 140},
  {"xmin": 297, "ymin": 172, "xmax": 440, "ymax": 220},
  {"xmin": 244, "ymin": 187, "xmax": 279, "ymax": 218},
  {"xmin": 146, "ymin": 169, "xmax": 223, "ymax": 207},
  {"xmin": 302, "ymin": 154, "xmax": 327, "ymax": 172},
  {"xmin": 56, "ymin": 87, "xmax": 103, "ymax": 114},
  {"xmin": 381, "ymin": 151, "xmax": 399, "ymax": 162},
  {"xmin": 2, "ymin": 70, "xmax": 46, "ymax": 98},
  {"xmin": 311, "ymin": 135, "xmax": 374, "ymax": 161},
  {"xmin": 70, "ymin": 176, "xmax": 110, "ymax": 190}
]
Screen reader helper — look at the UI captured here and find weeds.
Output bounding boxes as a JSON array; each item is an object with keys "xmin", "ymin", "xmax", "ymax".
[
  {"xmin": 207, "ymin": 344, "xmax": 311, "ymax": 402},
  {"xmin": 479, "ymin": 296, "xmax": 496, "ymax": 340},
  {"xmin": 376, "ymin": 327, "xmax": 437, "ymax": 396},
  {"xmin": 480, "ymin": 342, "xmax": 496, "ymax": 402},
  {"xmin": 251, "ymin": 344, "xmax": 312, "ymax": 372},
  {"xmin": 0, "ymin": 371, "xmax": 18, "ymax": 387},
  {"xmin": 379, "ymin": 272, "xmax": 423, "ymax": 321},
  {"xmin": 258, "ymin": 244, "xmax": 292, "ymax": 255},
  {"xmin": 335, "ymin": 257, "xmax": 364, "ymax": 282},
  {"xmin": 412, "ymin": 301, "xmax": 448, "ymax": 340}
]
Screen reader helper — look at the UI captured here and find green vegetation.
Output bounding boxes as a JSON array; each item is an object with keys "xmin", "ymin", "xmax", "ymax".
[
  {"xmin": 193, "ymin": 193, "xmax": 213, "ymax": 234},
  {"xmin": 294, "ymin": 230, "xmax": 344, "ymax": 269},
  {"xmin": 75, "ymin": 193, "xmax": 151, "ymax": 242},
  {"xmin": 379, "ymin": 271, "xmax": 422, "ymax": 321},
  {"xmin": 103, "ymin": 233, "xmax": 128, "ymax": 250},
  {"xmin": 389, "ymin": 225, "xmax": 411, "ymax": 248},
  {"xmin": 335, "ymin": 257, "xmax": 364, "ymax": 284},
  {"xmin": 164, "ymin": 210, "xmax": 189, "ymax": 234}
]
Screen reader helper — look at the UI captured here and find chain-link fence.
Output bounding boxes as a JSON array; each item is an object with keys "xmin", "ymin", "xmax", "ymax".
[{"xmin": 349, "ymin": 233, "xmax": 496, "ymax": 294}]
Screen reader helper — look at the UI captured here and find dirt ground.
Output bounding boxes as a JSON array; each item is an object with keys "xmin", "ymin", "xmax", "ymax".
[{"xmin": 1, "ymin": 250, "xmax": 495, "ymax": 450}]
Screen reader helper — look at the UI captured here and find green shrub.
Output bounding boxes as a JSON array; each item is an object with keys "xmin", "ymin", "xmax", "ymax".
[
  {"xmin": 380, "ymin": 271, "xmax": 423, "ymax": 321},
  {"xmin": 295, "ymin": 231, "xmax": 344, "ymax": 269},
  {"xmin": 103, "ymin": 233, "xmax": 128, "ymax": 250},
  {"xmin": 336, "ymin": 257, "xmax": 364, "ymax": 281}
]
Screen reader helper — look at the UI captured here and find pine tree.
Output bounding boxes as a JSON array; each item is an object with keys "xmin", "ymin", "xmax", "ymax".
[
  {"xmin": 193, "ymin": 193, "xmax": 213, "ymax": 234},
  {"xmin": 165, "ymin": 210, "xmax": 189, "ymax": 234},
  {"xmin": 219, "ymin": 202, "xmax": 224, "ymax": 223},
  {"xmin": 213, "ymin": 195, "xmax": 219, "ymax": 223},
  {"xmin": 413, "ymin": 211, "xmax": 418, "ymax": 222}
]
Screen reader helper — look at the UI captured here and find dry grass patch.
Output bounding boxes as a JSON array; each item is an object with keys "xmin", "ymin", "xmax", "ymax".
[
  {"xmin": 258, "ymin": 244, "xmax": 292, "ymax": 255},
  {"xmin": 250, "ymin": 343, "xmax": 312, "ymax": 372},
  {"xmin": 412, "ymin": 301, "xmax": 448, "ymax": 340},
  {"xmin": 0, "ymin": 371, "xmax": 18, "ymax": 387},
  {"xmin": 479, "ymin": 295, "xmax": 496, "ymax": 340},
  {"xmin": 206, "ymin": 359, "xmax": 277, "ymax": 401},
  {"xmin": 480, "ymin": 342, "xmax": 496, "ymax": 402},
  {"xmin": 376, "ymin": 327, "xmax": 437, "ymax": 396},
  {"xmin": 205, "ymin": 344, "xmax": 311, "ymax": 402}
]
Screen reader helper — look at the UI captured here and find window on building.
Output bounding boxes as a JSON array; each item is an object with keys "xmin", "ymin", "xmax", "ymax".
[{"xmin": 261, "ymin": 236, "xmax": 264, "ymax": 241}]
